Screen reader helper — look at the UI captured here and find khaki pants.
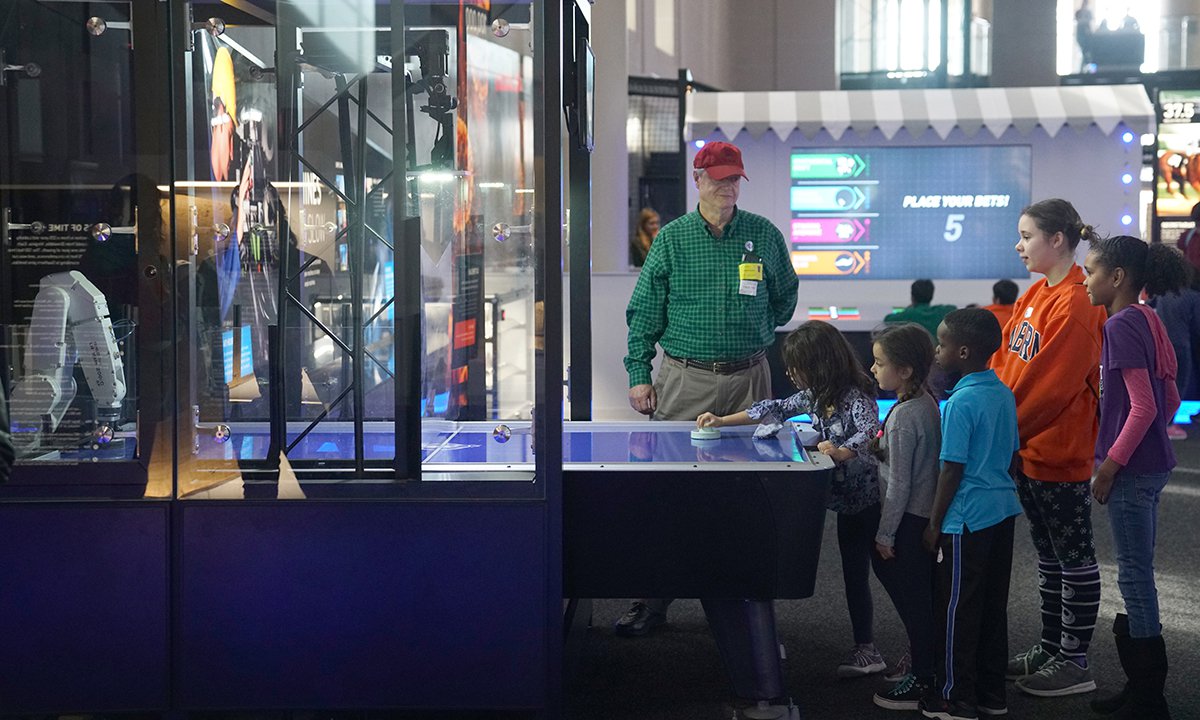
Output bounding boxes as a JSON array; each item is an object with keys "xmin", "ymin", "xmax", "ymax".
[{"xmin": 651, "ymin": 354, "xmax": 771, "ymax": 422}]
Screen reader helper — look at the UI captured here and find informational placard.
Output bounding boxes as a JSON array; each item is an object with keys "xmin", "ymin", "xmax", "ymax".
[
  {"xmin": 1155, "ymin": 90, "xmax": 1200, "ymax": 244},
  {"xmin": 788, "ymin": 146, "xmax": 1031, "ymax": 279}
]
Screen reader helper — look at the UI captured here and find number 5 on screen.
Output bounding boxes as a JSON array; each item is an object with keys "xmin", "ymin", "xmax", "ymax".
[{"xmin": 944, "ymin": 214, "xmax": 965, "ymax": 243}]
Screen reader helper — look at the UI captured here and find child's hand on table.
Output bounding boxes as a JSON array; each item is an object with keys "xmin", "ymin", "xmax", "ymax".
[{"xmin": 817, "ymin": 442, "xmax": 854, "ymax": 463}]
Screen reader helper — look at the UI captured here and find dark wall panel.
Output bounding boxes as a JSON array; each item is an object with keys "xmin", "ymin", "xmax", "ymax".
[
  {"xmin": 177, "ymin": 502, "xmax": 548, "ymax": 710},
  {"xmin": 0, "ymin": 503, "xmax": 170, "ymax": 713}
]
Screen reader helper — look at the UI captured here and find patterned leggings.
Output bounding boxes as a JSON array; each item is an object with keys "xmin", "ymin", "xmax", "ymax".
[{"xmin": 1016, "ymin": 474, "xmax": 1100, "ymax": 664}]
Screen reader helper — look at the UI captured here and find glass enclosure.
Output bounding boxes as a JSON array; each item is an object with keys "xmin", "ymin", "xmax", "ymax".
[
  {"xmin": 0, "ymin": 1, "xmax": 153, "ymax": 492},
  {"xmin": 1, "ymin": 0, "xmax": 566, "ymax": 500}
]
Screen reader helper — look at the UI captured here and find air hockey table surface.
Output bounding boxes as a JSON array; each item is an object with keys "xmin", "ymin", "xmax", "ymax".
[{"xmin": 193, "ymin": 419, "xmax": 827, "ymax": 471}]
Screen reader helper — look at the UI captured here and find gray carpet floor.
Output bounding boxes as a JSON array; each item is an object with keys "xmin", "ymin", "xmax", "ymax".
[{"xmin": 567, "ymin": 436, "xmax": 1200, "ymax": 720}]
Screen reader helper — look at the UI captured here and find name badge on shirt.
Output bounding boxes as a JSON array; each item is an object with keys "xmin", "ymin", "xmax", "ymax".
[
  {"xmin": 738, "ymin": 252, "xmax": 761, "ymax": 296},
  {"xmin": 738, "ymin": 262, "xmax": 764, "ymax": 281}
]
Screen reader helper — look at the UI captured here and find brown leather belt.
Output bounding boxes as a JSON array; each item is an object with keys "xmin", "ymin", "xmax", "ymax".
[{"xmin": 665, "ymin": 350, "xmax": 765, "ymax": 375}]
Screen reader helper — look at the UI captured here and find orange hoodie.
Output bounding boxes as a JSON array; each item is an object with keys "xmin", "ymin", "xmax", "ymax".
[{"xmin": 990, "ymin": 264, "xmax": 1107, "ymax": 482}]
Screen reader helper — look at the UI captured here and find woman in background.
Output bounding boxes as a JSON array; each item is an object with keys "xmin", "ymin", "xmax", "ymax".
[{"xmin": 630, "ymin": 207, "xmax": 661, "ymax": 267}]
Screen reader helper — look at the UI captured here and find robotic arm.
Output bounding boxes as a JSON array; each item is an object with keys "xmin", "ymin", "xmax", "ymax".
[{"xmin": 10, "ymin": 271, "xmax": 127, "ymax": 450}]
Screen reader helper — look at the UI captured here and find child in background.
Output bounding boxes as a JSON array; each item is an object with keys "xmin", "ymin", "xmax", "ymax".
[
  {"xmin": 1147, "ymin": 267, "xmax": 1200, "ymax": 439},
  {"xmin": 1082, "ymin": 237, "xmax": 1185, "ymax": 720},
  {"xmin": 922, "ymin": 309, "xmax": 1022, "ymax": 720},
  {"xmin": 868, "ymin": 323, "xmax": 942, "ymax": 711},
  {"xmin": 697, "ymin": 320, "xmax": 884, "ymax": 678},
  {"xmin": 991, "ymin": 199, "xmax": 1107, "ymax": 697}
]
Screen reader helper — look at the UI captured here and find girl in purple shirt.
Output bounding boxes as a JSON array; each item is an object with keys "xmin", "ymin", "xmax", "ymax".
[{"xmin": 1081, "ymin": 236, "xmax": 1188, "ymax": 720}]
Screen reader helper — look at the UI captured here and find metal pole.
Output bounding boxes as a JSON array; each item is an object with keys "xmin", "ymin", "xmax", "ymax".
[
  {"xmin": 568, "ymin": 7, "xmax": 591, "ymax": 421},
  {"xmin": 392, "ymin": 0, "xmax": 420, "ymax": 480},
  {"xmin": 535, "ymin": 0, "xmax": 565, "ymax": 714}
]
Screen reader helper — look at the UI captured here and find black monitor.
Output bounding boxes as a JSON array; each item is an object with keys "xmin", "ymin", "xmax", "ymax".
[
  {"xmin": 1090, "ymin": 31, "xmax": 1145, "ymax": 69},
  {"xmin": 576, "ymin": 35, "xmax": 595, "ymax": 153}
]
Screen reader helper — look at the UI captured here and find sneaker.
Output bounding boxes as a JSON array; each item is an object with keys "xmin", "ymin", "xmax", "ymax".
[
  {"xmin": 613, "ymin": 601, "xmax": 666, "ymax": 637},
  {"xmin": 883, "ymin": 648, "xmax": 912, "ymax": 682},
  {"xmin": 1005, "ymin": 643, "xmax": 1055, "ymax": 679},
  {"xmin": 837, "ymin": 643, "xmax": 887, "ymax": 678},
  {"xmin": 874, "ymin": 673, "xmax": 929, "ymax": 711},
  {"xmin": 1014, "ymin": 655, "xmax": 1097, "ymax": 697},
  {"xmin": 1168, "ymin": 424, "xmax": 1188, "ymax": 440},
  {"xmin": 920, "ymin": 696, "xmax": 979, "ymax": 720}
]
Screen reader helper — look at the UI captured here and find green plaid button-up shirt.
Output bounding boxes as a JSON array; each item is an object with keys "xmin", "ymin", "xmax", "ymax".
[{"xmin": 624, "ymin": 207, "xmax": 799, "ymax": 387}]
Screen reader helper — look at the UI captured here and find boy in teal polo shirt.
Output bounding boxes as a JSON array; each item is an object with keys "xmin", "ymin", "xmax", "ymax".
[{"xmin": 922, "ymin": 308, "xmax": 1023, "ymax": 720}]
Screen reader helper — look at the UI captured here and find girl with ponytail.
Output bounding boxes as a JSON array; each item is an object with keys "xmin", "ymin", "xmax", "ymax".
[{"xmin": 1081, "ymin": 236, "xmax": 1187, "ymax": 719}]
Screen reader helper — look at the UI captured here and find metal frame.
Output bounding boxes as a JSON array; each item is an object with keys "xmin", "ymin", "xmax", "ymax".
[
  {"xmin": 566, "ymin": 3, "xmax": 592, "ymax": 421},
  {"xmin": 254, "ymin": 7, "xmax": 402, "ymax": 482},
  {"xmin": 536, "ymin": 0, "xmax": 565, "ymax": 714}
]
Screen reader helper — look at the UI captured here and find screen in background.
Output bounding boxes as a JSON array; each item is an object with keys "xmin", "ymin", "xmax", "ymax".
[
  {"xmin": 788, "ymin": 146, "xmax": 1032, "ymax": 279},
  {"xmin": 1155, "ymin": 90, "xmax": 1200, "ymax": 244},
  {"xmin": 578, "ymin": 36, "xmax": 595, "ymax": 153}
]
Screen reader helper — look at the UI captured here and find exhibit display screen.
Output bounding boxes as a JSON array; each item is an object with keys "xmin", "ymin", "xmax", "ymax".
[
  {"xmin": 1155, "ymin": 90, "xmax": 1200, "ymax": 244},
  {"xmin": 788, "ymin": 146, "xmax": 1031, "ymax": 279}
]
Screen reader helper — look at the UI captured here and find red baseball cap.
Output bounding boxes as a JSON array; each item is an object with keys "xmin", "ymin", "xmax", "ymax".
[{"xmin": 693, "ymin": 141, "xmax": 748, "ymax": 181}]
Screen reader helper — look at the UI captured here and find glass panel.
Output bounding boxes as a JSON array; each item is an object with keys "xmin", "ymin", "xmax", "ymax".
[
  {"xmin": 0, "ymin": 1, "xmax": 144, "ymax": 487},
  {"xmin": 173, "ymin": 14, "xmax": 284, "ymax": 497},
  {"xmin": 173, "ymin": 1, "xmax": 544, "ymax": 497}
]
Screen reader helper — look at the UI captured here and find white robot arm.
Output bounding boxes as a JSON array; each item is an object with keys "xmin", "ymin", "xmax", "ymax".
[{"xmin": 10, "ymin": 271, "xmax": 126, "ymax": 448}]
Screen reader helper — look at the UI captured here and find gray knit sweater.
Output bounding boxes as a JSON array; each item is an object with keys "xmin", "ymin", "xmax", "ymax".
[{"xmin": 875, "ymin": 392, "xmax": 941, "ymax": 547}]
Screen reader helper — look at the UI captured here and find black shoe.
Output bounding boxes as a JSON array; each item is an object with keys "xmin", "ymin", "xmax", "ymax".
[
  {"xmin": 1090, "ymin": 683, "xmax": 1129, "ymax": 715},
  {"xmin": 613, "ymin": 601, "xmax": 666, "ymax": 637},
  {"xmin": 920, "ymin": 696, "xmax": 979, "ymax": 720},
  {"xmin": 874, "ymin": 674, "xmax": 929, "ymax": 711},
  {"xmin": 977, "ymin": 696, "xmax": 1008, "ymax": 716}
]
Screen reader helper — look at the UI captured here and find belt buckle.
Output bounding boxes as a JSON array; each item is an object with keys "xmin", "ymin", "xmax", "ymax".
[{"xmin": 712, "ymin": 360, "xmax": 731, "ymax": 374}]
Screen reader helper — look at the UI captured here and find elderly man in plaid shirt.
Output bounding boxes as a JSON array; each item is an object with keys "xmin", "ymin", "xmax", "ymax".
[{"xmin": 616, "ymin": 141, "xmax": 799, "ymax": 636}]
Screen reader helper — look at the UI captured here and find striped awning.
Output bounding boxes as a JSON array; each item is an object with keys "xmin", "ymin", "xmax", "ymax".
[{"xmin": 685, "ymin": 84, "xmax": 1155, "ymax": 141}]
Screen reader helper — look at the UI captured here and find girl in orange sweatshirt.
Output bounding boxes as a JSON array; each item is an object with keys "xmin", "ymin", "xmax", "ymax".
[{"xmin": 990, "ymin": 199, "xmax": 1108, "ymax": 698}]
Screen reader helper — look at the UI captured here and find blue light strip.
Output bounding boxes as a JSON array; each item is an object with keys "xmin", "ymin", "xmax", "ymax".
[{"xmin": 791, "ymin": 398, "xmax": 1200, "ymax": 426}]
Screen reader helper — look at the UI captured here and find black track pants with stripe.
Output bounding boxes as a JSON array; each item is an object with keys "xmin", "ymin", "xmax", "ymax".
[{"xmin": 933, "ymin": 516, "xmax": 1016, "ymax": 705}]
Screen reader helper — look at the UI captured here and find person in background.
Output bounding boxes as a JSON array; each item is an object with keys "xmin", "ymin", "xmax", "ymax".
[
  {"xmin": 1082, "ymin": 236, "xmax": 1185, "ymax": 720},
  {"xmin": 1174, "ymin": 202, "xmax": 1200, "ymax": 276},
  {"xmin": 1075, "ymin": 0, "xmax": 1095, "ymax": 70},
  {"xmin": 630, "ymin": 207, "xmax": 661, "ymax": 267},
  {"xmin": 992, "ymin": 198, "xmax": 1107, "ymax": 698},
  {"xmin": 1147, "ymin": 264, "xmax": 1200, "ymax": 440},
  {"xmin": 921, "ymin": 308, "xmax": 1022, "ymax": 720},
  {"xmin": 1119, "ymin": 8, "xmax": 1140, "ymax": 32},
  {"xmin": 699, "ymin": 321, "xmax": 885, "ymax": 678},
  {"xmin": 620, "ymin": 140, "xmax": 798, "ymax": 636},
  {"xmin": 884, "ymin": 279, "xmax": 956, "ymax": 341},
  {"xmin": 984, "ymin": 279, "xmax": 1019, "ymax": 331}
]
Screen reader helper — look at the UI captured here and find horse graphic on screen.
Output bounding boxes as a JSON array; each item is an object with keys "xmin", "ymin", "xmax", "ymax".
[{"xmin": 1159, "ymin": 148, "xmax": 1200, "ymax": 198}]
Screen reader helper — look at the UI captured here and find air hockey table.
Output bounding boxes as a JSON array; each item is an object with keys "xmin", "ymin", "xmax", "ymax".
[
  {"xmin": 197, "ymin": 420, "xmax": 833, "ymax": 598},
  {"xmin": 194, "ymin": 419, "xmax": 835, "ymax": 707},
  {"xmin": 425, "ymin": 419, "xmax": 835, "ymax": 709}
]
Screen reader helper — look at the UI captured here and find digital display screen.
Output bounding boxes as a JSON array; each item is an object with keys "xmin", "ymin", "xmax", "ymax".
[
  {"xmin": 1155, "ymin": 90, "xmax": 1200, "ymax": 221},
  {"xmin": 788, "ymin": 146, "xmax": 1031, "ymax": 279}
]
